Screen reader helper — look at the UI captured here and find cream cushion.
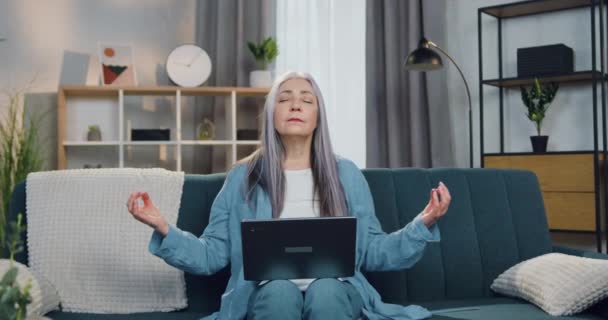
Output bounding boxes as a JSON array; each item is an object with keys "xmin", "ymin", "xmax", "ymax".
[
  {"xmin": 491, "ymin": 253, "xmax": 608, "ymax": 316},
  {"xmin": 0, "ymin": 259, "xmax": 60, "ymax": 316}
]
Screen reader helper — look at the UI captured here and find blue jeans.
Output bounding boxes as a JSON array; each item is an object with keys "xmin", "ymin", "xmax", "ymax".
[{"xmin": 247, "ymin": 278, "xmax": 364, "ymax": 320}]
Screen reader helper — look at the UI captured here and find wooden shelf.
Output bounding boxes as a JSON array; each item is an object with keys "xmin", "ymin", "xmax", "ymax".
[
  {"xmin": 479, "ymin": 0, "xmax": 607, "ymax": 240},
  {"xmin": 180, "ymin": 140, "xmax": 261, "ymax": 146},
  {"xmin": 63, "ymin": 141, "xmax": 120, "ymax": 146},
  {"xmin": 123, "ymin": 141, "xmax": 178, "ymax": 146},
  {"xmin": 482, "ymin": 71, "xmax": 605, "ymax": 88},
  {"xmin": 58, "ymin": 85, "xmax": 269, "ymax": 171},
  {"xmin": 480, "ymin": 0, "xmax": 594, "ymax": 19},
  {"xmin": 236, "ymin": 140, "xmax": 262, "ymax": 145},
  {"xmin": 60, "ymin": 85, "xmax": 271, "ymax": 97}
]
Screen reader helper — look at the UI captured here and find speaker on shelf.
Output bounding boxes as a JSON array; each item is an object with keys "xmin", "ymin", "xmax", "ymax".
[
  {"xmin": 131, "ymin": 129, "xmax": 171, "ymax": 141},
  {"xmin": 517, "ymin": 44, "xmax": 574, "ymax": 78},
  {"xmin": 237, "ymin": 129, "xmax": 259, "ymax": 141}
]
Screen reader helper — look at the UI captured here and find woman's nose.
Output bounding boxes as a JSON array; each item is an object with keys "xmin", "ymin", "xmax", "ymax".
[{"xmin": 290, "ymin": 103, "xmax": 302, "ymax": 111}]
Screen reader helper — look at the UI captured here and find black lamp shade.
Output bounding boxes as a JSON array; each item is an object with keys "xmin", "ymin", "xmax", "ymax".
[{"xmin": 405, "ymin": 40, "xmax": 443, "ymax": 71}]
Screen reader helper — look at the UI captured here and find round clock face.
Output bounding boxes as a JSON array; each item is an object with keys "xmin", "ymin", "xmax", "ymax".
[{"xmin": 166, "ymin": 44, "xmax": 212, "ymax": 87}]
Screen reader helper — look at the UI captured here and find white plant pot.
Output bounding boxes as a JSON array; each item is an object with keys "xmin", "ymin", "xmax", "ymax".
[{"xmin": 250, "ymin": 70, "xmax": 273, "ymax": 87}]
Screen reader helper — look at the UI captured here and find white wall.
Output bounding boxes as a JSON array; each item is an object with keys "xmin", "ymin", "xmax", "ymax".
[
  {"xmin": 446, "ymin": 0, "xmax": 604, "ymax": 167},
  {"xmin": 0, "ymin": 0, "xmax": 196, "ymax": 90},
  {"xmin": 0, "ymin": 0, "xmax": 197, "ymax": 169}
]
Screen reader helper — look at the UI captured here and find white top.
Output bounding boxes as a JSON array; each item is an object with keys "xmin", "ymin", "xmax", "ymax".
[
  {"xmin": 261, "ymin": 169, "xmax": 320, "ymax": 291},
  {"xmin": 279, "ymin": 168, "xmax": 320, "ymax": 218}
]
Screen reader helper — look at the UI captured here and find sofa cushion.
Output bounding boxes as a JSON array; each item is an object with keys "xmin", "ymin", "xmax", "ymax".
[
  {"xmin": 420, "ymin": 296, "xmax": 527, "ymax": 311},
  {"xmin": 491, "ymin": 253, "xmax": 608, "ymax": 316},
  {"xmin": 419, "ymin": 297, "xmax": 603, "ymax": 319},
  {"xmin": 0, "ymin": 259, "xmax": 60, "ymax": 316},
  {"xmin": 429, "ymin": 303, "xmax": 603, "ymax": 320},
  {"xmin": 46, "ymin": 311, "xmax": 207, "ymax": 320}
]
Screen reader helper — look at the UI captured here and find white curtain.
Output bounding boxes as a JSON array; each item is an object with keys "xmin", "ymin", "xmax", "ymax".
[{"xmin": 275, "ymin": 0, "xmax": 366, "ymax": 168}]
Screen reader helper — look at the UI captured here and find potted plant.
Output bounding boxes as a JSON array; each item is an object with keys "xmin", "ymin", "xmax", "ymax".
[
  {"xmin": 520, "ymin": 78, "xmax": 559, "ymax": 153},
  {"xmin": 0, "ymin": 213, "xmax": 32, "ymax": 320},
  {"xmin": 247, "ymin": 37, "xmax": 279, "ymax": 87},
  {"xmin": 0, "ymin": 90, "xmax": 44, "ymax": 249},
  {"xmin": 87, "ymin": 125, "xmax": 101, "ymax": 141}
]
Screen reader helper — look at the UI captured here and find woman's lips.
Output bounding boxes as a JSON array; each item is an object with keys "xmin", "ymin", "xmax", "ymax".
[{"xmin": 287, "ymin": 118, "xmax": 303, "ymax": 123}]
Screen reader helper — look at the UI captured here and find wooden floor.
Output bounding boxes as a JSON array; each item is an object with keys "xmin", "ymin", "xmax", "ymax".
[{"xmin": 551, "ymin": 231, "xmax": 606, "ymax": 253}]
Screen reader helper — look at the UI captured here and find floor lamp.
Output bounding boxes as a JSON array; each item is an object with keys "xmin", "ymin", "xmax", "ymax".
[{"xmin": 404, "ymin": 0, "xmax": 473, "ymax": 168}]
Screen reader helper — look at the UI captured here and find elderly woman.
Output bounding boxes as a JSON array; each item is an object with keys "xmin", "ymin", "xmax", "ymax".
[{"xmin": 127, "ymin": 71, "xmax": 451, "ymax": 320}]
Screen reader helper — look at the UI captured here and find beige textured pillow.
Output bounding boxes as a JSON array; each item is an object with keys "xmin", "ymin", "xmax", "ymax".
[
  {"xmin": 491, "ymin": 253, "xmax": 608, "ymax": 316},
  {"xmin": 0, "ymin": 260, "xmax": 60, "ymax": 316}
]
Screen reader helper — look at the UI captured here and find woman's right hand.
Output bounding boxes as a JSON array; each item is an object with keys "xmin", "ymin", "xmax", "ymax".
[{"xmin": 127, "ymin": 191, "xmax": 169, "ymax": 236}]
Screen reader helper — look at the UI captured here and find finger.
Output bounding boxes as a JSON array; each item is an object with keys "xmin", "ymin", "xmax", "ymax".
[
  {"xmin": 437, "ymin": 187, "xmax": 449, "ymax": 213},
  {"xmin": 128, "ymin": 193, "xmax": 137, "ymax": 213},
  {"xmin": 438, "ymin": 183, "xmax": 451, "ymax": 215},
  {"xmin": 132, "ymin": 196, "xmax": 141, "ymax": 214},
  {"xmin": 142, "ymin": 192, "xmax": 153, "ymax": 206},
  {"xmin": 436, "ymin": 182, "xmax": 447, "ymax": 201},
  {"xmin": 432, "ymin": 189, "xmax": 440, "ymax": 213},
  {"xmin": 128, "ymin": 194, "xmax": 137, "ymax": 213},
  {"xmin": 136, "ymin": 191, "xmax": 144, "ymax": 206},
  {"xmin": 133, "ymin": 193, "xmax": 142, "ymax": 214}
]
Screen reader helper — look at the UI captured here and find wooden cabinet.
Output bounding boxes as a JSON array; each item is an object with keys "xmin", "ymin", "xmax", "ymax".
[{"xmin": 485, "ymin": 153, "xmax": 603, "ymax": 231}]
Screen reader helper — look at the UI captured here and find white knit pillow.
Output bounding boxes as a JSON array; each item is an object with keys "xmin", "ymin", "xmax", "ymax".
[
  {"xmin": 491, "ymin": 253, "xmax": 608, "ymax": 316},
  {"xmin": 0, "ymin": 259, "xmax": 60, "ymax": 316}
]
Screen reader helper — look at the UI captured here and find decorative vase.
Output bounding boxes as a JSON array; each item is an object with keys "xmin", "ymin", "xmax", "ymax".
[
  {"xmin": 530, "ymin": 135, "xmax": 549, "ymax": 153},
  {"xmin": 87, "ymin": 130, "xmax": 101, "ymax": 141},
  {"xmin": 197, "ymin": 118, "xmax": 216, "ymax": 140},
  {"xmin": 249, "ymin": 70, "xmax": 272, "ymax": 87}
]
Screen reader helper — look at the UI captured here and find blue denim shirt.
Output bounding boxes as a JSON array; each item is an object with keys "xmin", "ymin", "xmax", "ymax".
[{"xmin": 149, "ymin": 158, "xmax": 440, "ymax": 320}]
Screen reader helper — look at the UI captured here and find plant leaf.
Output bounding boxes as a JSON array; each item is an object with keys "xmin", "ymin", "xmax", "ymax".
[{"xmin": 0, "ymin": 267, "xmax": 17, "ymax": 286}]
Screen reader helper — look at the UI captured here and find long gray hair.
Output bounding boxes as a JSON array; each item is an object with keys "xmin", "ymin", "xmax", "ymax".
[{"xmin": 242, "ymin": 71, "xmax": 347, "ymax": 218}]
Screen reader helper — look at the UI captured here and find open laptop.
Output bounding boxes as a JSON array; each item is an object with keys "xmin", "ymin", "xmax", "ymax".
[{"xmin": 241, "ymin": 216, "xmax": 357, "ymax": 281}]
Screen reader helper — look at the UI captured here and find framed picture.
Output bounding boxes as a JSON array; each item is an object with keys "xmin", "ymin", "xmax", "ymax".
[{"xmin": 98, "ymin": 43, "xmax": 137, "ymax": 86}]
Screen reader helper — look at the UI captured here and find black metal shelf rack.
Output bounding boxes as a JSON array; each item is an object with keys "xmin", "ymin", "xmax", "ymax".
[{"xmin": 478, "ymin": 0, "xmax": 608, "ymax": 252}]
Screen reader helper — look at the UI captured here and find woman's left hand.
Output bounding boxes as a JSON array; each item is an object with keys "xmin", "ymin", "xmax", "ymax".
[{"xmin": 421, "ymin": 181, "xmax": 451, "ymax": 228}]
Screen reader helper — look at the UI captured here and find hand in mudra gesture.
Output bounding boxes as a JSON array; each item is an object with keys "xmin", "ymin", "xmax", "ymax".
[
  {"xmin": 127, "ymin": 191, "xmax": 169, "ymax": 236},
  {"xmin": 421, "ymin": 181, "xmax": 451, "ymax": 228}
]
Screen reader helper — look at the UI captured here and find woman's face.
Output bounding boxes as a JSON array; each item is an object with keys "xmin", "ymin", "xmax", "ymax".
[{"xmin": 273, "ymin": 78, "xmax": 319, "ymax": 139}]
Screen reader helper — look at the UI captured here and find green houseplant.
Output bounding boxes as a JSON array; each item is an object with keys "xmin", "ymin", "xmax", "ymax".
[
  {"xmin": 520, "ymin": 78, "xmax": 559, "ymax": 153},
  {"xmin": 87, "ymin": 125, "xmax": 101, "ymax": 141},
  {"xmin": 0, "ymin": 90, "xmax": 45, "ymax": 249},
  {"xmin": 0, "ymin": 213, "xmax": 32, "ymax": 320},
  {"xmin": 247, "ymin": 37, "xmax": 279, "ymax": 87}
]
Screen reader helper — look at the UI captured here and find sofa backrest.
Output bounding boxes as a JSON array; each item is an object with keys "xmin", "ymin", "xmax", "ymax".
[
  {"xmin": 6, "ymin": 168, "xmax": 553, "ymax": 313},
  {"xmin": 361, "ymin": 168, "xmax": 553, "ymax": 305}
]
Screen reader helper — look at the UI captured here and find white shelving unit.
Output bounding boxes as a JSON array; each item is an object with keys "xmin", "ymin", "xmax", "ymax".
[{"xmin": 58, "ymin": 86, "xmax": 269, "ymax": 172}]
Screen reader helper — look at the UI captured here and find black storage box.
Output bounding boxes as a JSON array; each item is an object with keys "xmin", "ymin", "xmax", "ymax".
[
  {"xmin": 237, "ymin": 129, "xmax": 259, "ymax": 140},
  {"xmin": 131, "ymin": 129, "xmax": 171, "ymax": 141},
  {"xmin": 517, "ymin": 44, "xmax": 573, "ymax": 77}
]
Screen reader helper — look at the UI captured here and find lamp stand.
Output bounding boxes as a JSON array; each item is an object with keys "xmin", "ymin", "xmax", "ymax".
[{"xmin": 426, "ymin": 41, "xmax": 474, "ymax": 168}]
